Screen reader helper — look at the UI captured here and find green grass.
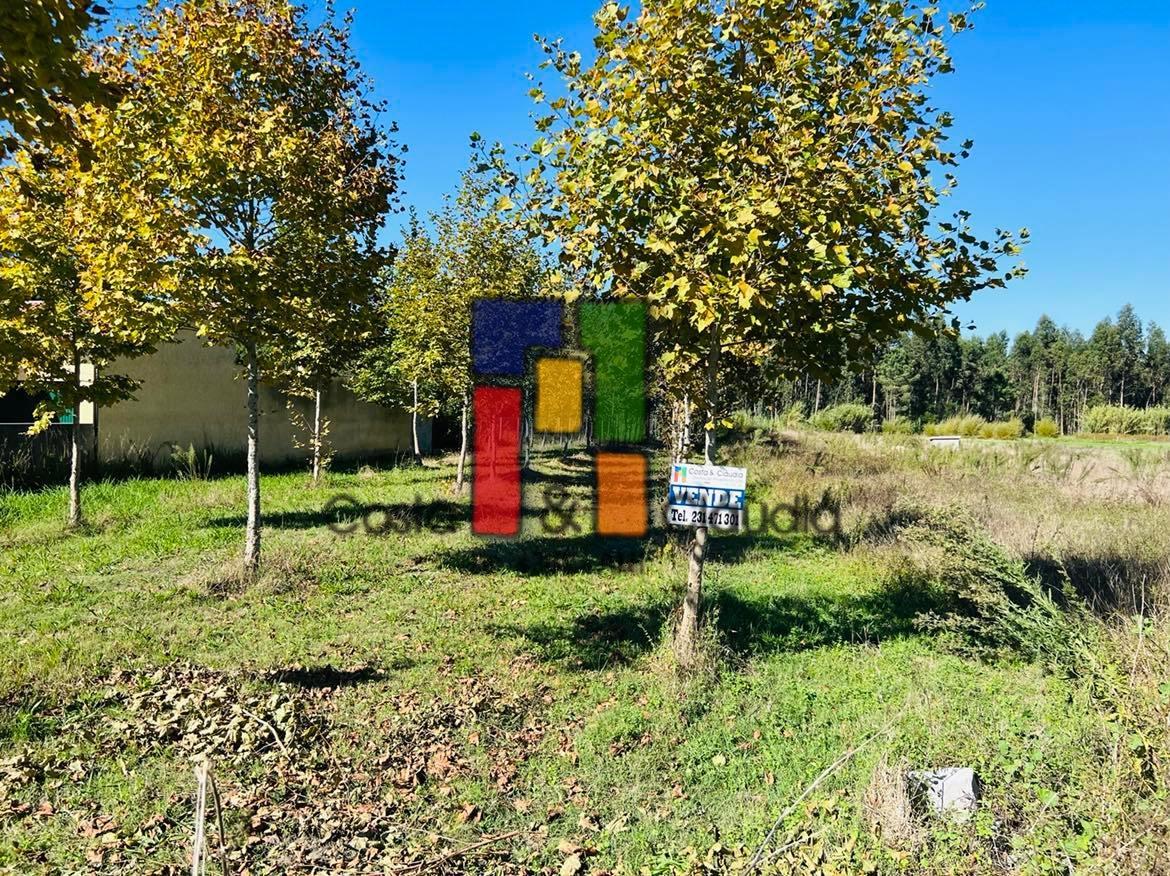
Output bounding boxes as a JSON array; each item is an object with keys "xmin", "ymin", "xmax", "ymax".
[{"xmin": 0, "ymin": 447, "xmax": 1149, "ymax": 874}]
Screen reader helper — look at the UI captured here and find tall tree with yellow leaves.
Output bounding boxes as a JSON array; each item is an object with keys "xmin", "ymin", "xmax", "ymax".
[
  {"xmin": 99, "ymin": 0, "xmax": 402, "ymax": 571},
  {"xmin": 504, "ymin": 0, "xmax": 1028, "ymax": 666},
  {"xmin": 0, "ymin": 1, "xmax": 110, "ymax": 156},
  {"xmin": 0, "ymin": 139, "xmax": 180, "ymax": 526}
]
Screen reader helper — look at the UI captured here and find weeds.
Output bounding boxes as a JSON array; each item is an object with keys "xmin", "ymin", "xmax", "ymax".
[
  {"xmin": 862, "ymin": 755, "xmax": 921, "ymax": 853},
  {"xmin": 925, "ymin": 414, "xmax": 986, "ymax": 438},
  {"xmin": 884, "ymin": 506, "xmax": 1098, "ymax": 671},
  {"xmin": 809, "ymin": 403, "xmax": 875, "ymax": 434},
  {"xmin": 0, "ymin": 430, "xmax": 71, "ymax": 492},
  {"xmin": 169, "ymin": 442, "xmax": 215, "ymax": 480}
]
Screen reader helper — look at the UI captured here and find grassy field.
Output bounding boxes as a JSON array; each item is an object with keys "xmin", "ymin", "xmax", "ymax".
[{"xmin": 1, "ymin": 432, "xmax": 1168, "ymax": 874}]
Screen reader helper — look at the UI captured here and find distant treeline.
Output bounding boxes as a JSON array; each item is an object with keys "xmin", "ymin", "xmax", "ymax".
[{"xmin": 749, "ymin": 305, "xmax": 1167, "ymax": 434}]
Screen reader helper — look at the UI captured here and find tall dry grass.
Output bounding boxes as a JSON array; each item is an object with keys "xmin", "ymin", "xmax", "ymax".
[{"xmin": 734, "ymin": 430, "xmax": 1170, "ymax": 869}]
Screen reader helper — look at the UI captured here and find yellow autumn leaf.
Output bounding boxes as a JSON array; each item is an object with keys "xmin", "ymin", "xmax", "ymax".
[{"xmin": 737, "ymin": 279, "xmax": 756, "ymax": 308}]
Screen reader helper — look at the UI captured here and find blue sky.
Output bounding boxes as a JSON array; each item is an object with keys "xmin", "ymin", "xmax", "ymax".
[{"xmin": 336, "ymin": 0, "xmax": 1168, "ymax": 339}]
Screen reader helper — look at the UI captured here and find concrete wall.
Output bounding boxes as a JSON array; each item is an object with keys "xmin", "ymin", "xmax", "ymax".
[{"xmin": 97, "ymin": 331, "xmax": 429, "ymax": 468}]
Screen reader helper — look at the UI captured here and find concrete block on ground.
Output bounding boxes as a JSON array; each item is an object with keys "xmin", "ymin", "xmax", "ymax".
[{"xmin": 909, "ymin": 767, "xmax": 981, "ymax": 821}]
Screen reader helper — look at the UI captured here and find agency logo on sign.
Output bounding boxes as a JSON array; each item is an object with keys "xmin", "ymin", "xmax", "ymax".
[{"xmin": 470, "ymin": 299, "xmax": 648, "ymax": 538}]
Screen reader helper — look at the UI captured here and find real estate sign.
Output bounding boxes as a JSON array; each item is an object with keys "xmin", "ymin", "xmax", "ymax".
[{"xmin": 667, "ymin": 463, "xmax": 747, "ymax": 530}]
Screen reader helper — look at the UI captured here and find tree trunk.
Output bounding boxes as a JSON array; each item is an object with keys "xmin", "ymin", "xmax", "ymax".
[
  {"xmin": 814, "ymin": 379, "xmax": 822, "ymax": 414},
  {"xmin": 523, "ymin": 413, "xmax": 532, "ymax": 469},
  {"xmin": 455, "ymin": 393, "xmax": 469, "ymax": 494},
  {"xmin": 675, "ymin": 525, "xmax": 708, "ymax": 665},
  {"xmin": 411, "ymin": 378, "xmax": 422, "ymax": 464},
  {"xmin": 67, "ymin": 352, "xmax": 82, "ymax": 529},
  {"xmin": 676, "ymin": 326, "xmax": 720, "ymax": 669},
  {"xmin": 244, "ymin": 342, "xmax": 261, "ymax": 574},
  {"xmin": 311, "ymin": 385, "xmax": 323, "ymax": 485}
]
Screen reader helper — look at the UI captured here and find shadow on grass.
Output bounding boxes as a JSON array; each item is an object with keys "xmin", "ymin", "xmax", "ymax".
[
  {"xmin": 512, "ymin": 447, "xmax": 594, "ymax": 468},
  {"xmin": 489, "ymin": 602, "xmax": 671, "ymax": 669},
  {"xmin": 523, "ymin": 467, "xmax": 595, "ymax": 489},
  {"xmin": 1025, "ymin": 551, "xmax": 1168, "ymax": 616},
  {"xmin": 714, "ymin": 576, "xmax": 945, "ymax": 655},
  {"xmin": 208, "ymin": 499, "xmax": 468, "ymax": 533},
  {"xmin": 262, "ymin": 662, "xmax": 410, "ymax": 689},
  {"xmin": 441, "ymin": 535, "xmax": 654, "ymax": 575},
  {"xmin": 488, "ymin": 575, "xmax": 947, "ymax": 670},
  {"xmin": 440, "ymin": 528, "xmax": 827, "ymax": 576}
]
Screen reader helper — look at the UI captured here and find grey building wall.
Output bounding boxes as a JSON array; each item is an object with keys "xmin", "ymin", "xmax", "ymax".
[{"xmin": 97, "ymin": 331, "xmax": 429, "ymax": 468}]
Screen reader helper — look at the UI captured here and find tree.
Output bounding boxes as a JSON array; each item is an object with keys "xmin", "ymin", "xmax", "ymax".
[
  {"xmin": 351, "ymin": 216, "xmax": 443, "ymax": 466},
  {"xmin": 1115, "ymin": 304, "xmax": 1144, "ymax": 407},
  {"xmin": 502, "ymin": 0, "xmax": 1027, "ymax": 666},
  {"xmin": 0, "ymin": 1, "xmax": 110, "ymax": 155},
  {"xmin": 729, "ymin": 305, "xmax": 1169, "ymax": 431},
  {"xmin": 976, "ymin": 332, "xmax": 1014, "ymax": 420},
  {"xmin": 260, "ymin": 237, "xmax": 387, "ymax": 485},
  {"xmin": 438, "ymin": 158, "xmax": 547, "ymax": 489},
  {"xmin": 0, "ymin": 141, "xmax": 178, "ymax": 526},
  {"xmin": 352, "ymin": 163, "xmax": 545, "ymax": 491},
  {"xmin": 876, "ymin": 342, "xmax": 914, "ymax": 423},
  {"xmin": 1087, "ymin": 319, "xmax": 1121, "ymax": 405},
  {"xmin": 101, "ymin": 0, "xmax": 402, "ymax": 571},
  {"xmin": 1146, "ymin": 323, "xmax": 1170, "ymax": 407}
]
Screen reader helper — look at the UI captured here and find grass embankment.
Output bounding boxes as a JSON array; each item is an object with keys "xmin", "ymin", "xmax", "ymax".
[{"xmin": 1, "ymin": 435, "xmax": 1168, "ymax": 874}]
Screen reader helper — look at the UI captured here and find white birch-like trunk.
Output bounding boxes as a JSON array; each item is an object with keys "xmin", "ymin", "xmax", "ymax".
[
  {"xmin": 455, "ymin": 393, "xmax": 469, "ymax": 494},
  {"xmin": 411, "ymin": 378, "xmax": 422, "ymax": 464},
  {"xmin": 67, "ymin": 352, "xmax": 82, "ymax": 529},
  {"xmin": 311, "ymin": 386, "xmax": 323, "ymax": 485},
  {"xmin": 243, "ymin": 342, "xmax": 261, "ymax": 573}
]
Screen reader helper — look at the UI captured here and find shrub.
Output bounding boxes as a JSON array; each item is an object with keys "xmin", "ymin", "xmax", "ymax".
[
  {"xmin": 889, "ymin": 506, "xmax": 1097, "ymax": 666},
  {"xmin": 169, "ymin": 443, "xmax": 215, "ymax": 480},
  {"xmin": 726, "ymin": 410, "xmax": 760, "ymax": 434},
  {"xmin": 1082, "ymin": 404, "xmax": 1147, "ymax": 435},
  {"xmin": 979, "ymin": 419, "xmax": 1024, "ymax": 440},
  {"xmin": 810, "ymin": 403, "xmax": 874, "ymax": 433},
  {"xmin": 881, "ymin": 418, "xmax": 914, "ymax": 435},
  {"xmin": 1033, "ymin": 418, "xmax": 1061, "ymax": 438},
  {"xmin": 1141, "ymin": 406, "xmax": 1170, "ymax": 435},
  {"xmin": 780, "ymin": 403, "xmax": 807, "ymax": 427},
  {"xmin": 924, "ymin": 414, "xmax": 985, "ymax": 437}
]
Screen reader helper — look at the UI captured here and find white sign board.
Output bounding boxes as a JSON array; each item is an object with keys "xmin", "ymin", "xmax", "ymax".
[{"xmin": 667, "ymin": 463, "xmax": 747, "ymax": 529}]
